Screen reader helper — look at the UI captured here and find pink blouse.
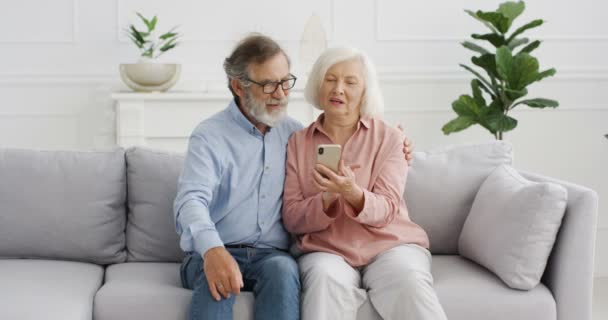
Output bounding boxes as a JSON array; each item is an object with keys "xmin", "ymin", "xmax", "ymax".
[{"xmin": 282, "ymin": 114, "xmax": 429, "ymax": 267}]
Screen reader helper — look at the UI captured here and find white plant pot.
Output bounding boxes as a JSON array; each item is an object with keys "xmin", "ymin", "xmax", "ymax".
[{"xmin": 119, "ymin": 61, "xmax": 181, "ymax": 92}]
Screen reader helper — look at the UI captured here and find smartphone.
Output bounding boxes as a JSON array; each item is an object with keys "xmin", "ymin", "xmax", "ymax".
[{"xmin": 316, "ymin": 144, "xmax": 341, "ymax": 173}]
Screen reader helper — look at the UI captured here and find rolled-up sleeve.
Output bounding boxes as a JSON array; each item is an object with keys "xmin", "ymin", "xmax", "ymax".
[
  {"xmin": 344, "ymin": 132, "xmax": 408, "ymax": 228},
  {"xmin": 173, "ymin": 133, "xmax": 224, "ymax": 256}
]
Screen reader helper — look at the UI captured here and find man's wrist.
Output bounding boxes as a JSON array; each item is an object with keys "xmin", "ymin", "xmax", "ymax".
[{"xmin": 203, "ymin": 246, "xmax": 224, "ymax": 259}]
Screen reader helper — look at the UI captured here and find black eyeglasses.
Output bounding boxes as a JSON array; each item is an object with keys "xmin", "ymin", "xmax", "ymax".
[{"xmin": 245, "ymin": 74, "xmax": 297, "ymax": 94}]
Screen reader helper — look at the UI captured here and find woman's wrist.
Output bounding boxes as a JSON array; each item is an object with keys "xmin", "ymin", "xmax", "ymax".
[
  {"xmin": 322, "ymin": 191, "xmax": 339, "ymax": 210},
  {"xmin": 343, "ymin": 185, "xmax": 364, "ymax": 211}
]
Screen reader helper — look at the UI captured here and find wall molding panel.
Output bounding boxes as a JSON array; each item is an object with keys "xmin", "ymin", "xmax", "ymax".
[
  {"xmin": 116, "ymin": 0, "xmax": 335, "ymax": 43},
  {"xmin": 0, "ymin": 0, "xmax": 77, "ymax": 44}
]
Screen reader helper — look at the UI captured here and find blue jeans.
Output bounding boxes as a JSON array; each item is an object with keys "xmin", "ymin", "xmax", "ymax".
[{"xmin": 180, "ymin": 247, "xmax": 300, "ymax": 320}]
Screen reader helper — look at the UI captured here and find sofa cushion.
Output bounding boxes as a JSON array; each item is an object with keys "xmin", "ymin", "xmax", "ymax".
[
  {"xmin": 433, "ymin": 255, "xmax": 556, "ymax": 320},
  {"xmin": 93, "ymin": 257, "xmax": 555, "ymax": 320},
  {"xmin": 405, "ymin": 142, "xmax": 513, "ymax": 254},
  {"xmin": 94, "ymin": 262, "xmax": 254, "ymax": 320},
  {"xmin": 125, "ymin": 147, "xmax": 185, "ymax": 262},
  {"xmin": 0, "ymin": 259, "xmax": 104, "ymax": 320},
  {"xmin": 0, "ymin": 148, "xmax": 126, "ymax": 264},
  {"xmin": 458, "ymin": 165, "xmax": 567, "ymax": 290}
]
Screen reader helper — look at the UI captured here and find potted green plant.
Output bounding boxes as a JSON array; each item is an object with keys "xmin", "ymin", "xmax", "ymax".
[
  {"xmin": 119, "ymin": 13, "xmax": 182, "ymax": 92},
  {"xmin": 442, "ymin": 1, "xmax": 558, "ymax": 140}
]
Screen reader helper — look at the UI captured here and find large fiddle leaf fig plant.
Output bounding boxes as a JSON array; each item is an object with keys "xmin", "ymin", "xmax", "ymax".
[{"xmin": 442, "ymin": 1, "xmax": 558, "ymax": 140}]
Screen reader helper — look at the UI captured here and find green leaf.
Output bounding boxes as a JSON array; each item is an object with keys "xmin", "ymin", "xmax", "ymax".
[
  {"xmin": 159, "ymin": 43, "xmax": 177, "ymax": 52},
  {"xmin": 514, "ymin": 98, "xmax": 559, "ymax": 108},
  {"xmin": 149, "ymin": 16, "xmax": 158, "ymax": 31},
  {"xmin": 508, "ymin": 37, "xmax": 529, "ymax": 50},
  {"xmin": 519, "ymin": 40, "xmax": 541, "ymax": 54},
  {"xmin": 462, "ymin": 41, "xmax": 489, "ymax": 55},
  {"xmin": 459, "ymin": 64, "xmax": 497, "ymax": 95},
  {"xmin": 452, "ymin": 95, "xmax": 482, "ymax": 118},
  {"xmin": 476, "ymin": 11, "xmax": 511, "ymax": 33},
  {"xmin": 507, "ymin": 19, "xmax": 543, "ymax": 43},
  {"xmin": 472, "ymin": 33, "xmax": 506, "ymax": 47},
  {"xmin": 487, "ymin": 100, "xmax": 505, "ymax": 115},
  {"xmin": 472, "ymin": 54, "xmax": 499, "ymax": 79},
  {"xmin": 535, "ymin": 68, "xmax": 557, "ymax": 83},
  {"xmin": 142, "ymin": 47, "xmax": 153, "ymax": 58},
  {"xmin": 505, "ymin": 87, "xmax": 528, "ymax": 101},
  {"xmin": 442, "ymin": 116, "xmax": 476, "ymax": 135},
  {"xmin": 130, "ymin": 25, "xmax": 146, "ymax": 44},
  {"xmin": 486, "ymin": 113, "xmax": 518, "ymax": 132},
  {"xmin": 510, "ymin": 52, "xmax": 540, "ymax": 90},
  {"xmin": 471, "ymin": 80, "xmax": 487, "ymax": 107},
  {"xmin": 498, "ymin": 1, "xmax": 525, "ymax": 22},
  {"xmin": 477, "ymin": 101, "xmax": 503, "ymax": 134},
  {"xmin": 127, "ymin": 35, "xmax": 144, "ymax": 48},
  {"xmin": 476, "ymin": 80, "xmax": 496, "ymax": 99},
  {"xmin": 160, "ymin": 32, "xmax": 177, "ymax": 40},
  {"xmin": 136, "ymin": 12, "xmax": 151, "ymax": 30},
  {"xmin": 495, "ymin": 46, "xmax": 513, "ymax": 81},
  {"xmin": 465, "ymin": 10, "xmax": 499, "ymax": 33}
]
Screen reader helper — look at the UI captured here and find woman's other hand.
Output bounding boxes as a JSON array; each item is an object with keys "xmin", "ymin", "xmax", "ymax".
[{"xmin": 313, "ymin": 161, "xmax": 364, "ymax": 211}]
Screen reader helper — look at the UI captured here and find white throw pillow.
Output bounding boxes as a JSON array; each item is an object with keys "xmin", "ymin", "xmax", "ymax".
[
  {"xmin": 405, "ymin": 141, "xmax": 513, "ymax": 254},
  {"xmin": 458, "ymin": 164, "xmax": 567, "ymax": 290}
]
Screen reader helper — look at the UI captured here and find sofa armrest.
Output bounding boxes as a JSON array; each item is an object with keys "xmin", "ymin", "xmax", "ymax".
[{"xmin": 521, "ymin": 171, "xmax": 598, "ymax": 320}]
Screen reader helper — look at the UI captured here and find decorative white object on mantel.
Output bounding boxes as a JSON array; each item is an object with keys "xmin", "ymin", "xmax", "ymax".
[{"xmin": 111, "ymin": 91, "xmax": 313, "ymax": 152}]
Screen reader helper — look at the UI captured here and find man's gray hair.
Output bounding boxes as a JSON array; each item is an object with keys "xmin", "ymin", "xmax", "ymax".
[
  {"xmin": 304, "ymin": 47, "xmax": 384, "ymax": 118},
  {"xmin": 223, "ymin": 34, "xmax": 290, "ymax": 102}
]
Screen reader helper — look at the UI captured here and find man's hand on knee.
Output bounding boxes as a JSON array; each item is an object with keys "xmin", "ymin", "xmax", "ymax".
[{"xmin": 203, "ymin": 247, "xmax": 244, "ymax": 301}]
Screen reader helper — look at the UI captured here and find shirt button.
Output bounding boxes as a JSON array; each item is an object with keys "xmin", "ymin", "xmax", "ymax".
[{"xmin": 261, "ymin": 195, "xmax": 266, "ymax": 199}]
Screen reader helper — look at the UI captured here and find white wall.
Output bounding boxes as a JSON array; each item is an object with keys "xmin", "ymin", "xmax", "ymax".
[{"xmin": 0, "ymin": 0, "xmax": 606, "ymax": 276}]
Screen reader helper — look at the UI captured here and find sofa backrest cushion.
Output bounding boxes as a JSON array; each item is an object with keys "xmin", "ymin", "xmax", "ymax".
[
  {"xmin": 404, "ymin": 141, "xmax": 513, "ymax": 254},
  {"xmin": 0, "ymin": 148, "xmax": 127, "ymax": 264},
  {"xmin": 125, "ymin": 147, "xmax": 184, "ymax": 262}
]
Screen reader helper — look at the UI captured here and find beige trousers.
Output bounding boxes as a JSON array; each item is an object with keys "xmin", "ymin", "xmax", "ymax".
[{"xmin": 298, "ymin": 244, "xmax": 448, "ymax": 320}]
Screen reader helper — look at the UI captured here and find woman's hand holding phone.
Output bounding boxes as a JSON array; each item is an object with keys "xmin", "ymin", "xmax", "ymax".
[{"xmin": 313, "ymin": 160, "xmax": 364, "ymax": 212}]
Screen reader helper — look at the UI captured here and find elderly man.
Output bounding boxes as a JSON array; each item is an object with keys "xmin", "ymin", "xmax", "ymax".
[
  {"xmin": 174, "ymin": 34, "xmax": 301, "ymax": 320},
  {"xmin": 174, "ymin": 34, "xmax": 412, "ymax": 320}
]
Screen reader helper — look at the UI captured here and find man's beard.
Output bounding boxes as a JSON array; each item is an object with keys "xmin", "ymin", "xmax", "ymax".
[{"xmin": 243, "ymin": 90, "xmax": 288, "ymax": 127}]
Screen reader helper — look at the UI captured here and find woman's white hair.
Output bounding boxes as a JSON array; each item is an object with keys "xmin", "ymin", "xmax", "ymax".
[{"xmin": 304, "ymin": 47, "xmax": 384, "ymax": 118}]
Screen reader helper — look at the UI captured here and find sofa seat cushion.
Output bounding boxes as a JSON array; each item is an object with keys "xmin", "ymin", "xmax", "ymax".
[
  {"xmin": 0, "ymin": 259, "xmax": 104, "ymax": 320},
  {"xmin": 94, "ymin": 257, "xmax": 555, "ymax": 320},
  {"xmin": 94, "ymin": 262, "xmax": 253, "ymax": 320},
  {"xmin": 433, "ymin": 255, "xmax": 556, "ymax": 320}
]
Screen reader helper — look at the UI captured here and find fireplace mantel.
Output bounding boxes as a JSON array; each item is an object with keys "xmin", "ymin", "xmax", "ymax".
[{"xmin": 112, "ymin": 91, "xmax": 316, "ymax": 152}]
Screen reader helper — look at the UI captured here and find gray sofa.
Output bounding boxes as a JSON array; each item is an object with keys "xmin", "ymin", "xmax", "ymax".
[{"xmin": 0, "ymin": 142, "xmax": 597, "ymax": 320}]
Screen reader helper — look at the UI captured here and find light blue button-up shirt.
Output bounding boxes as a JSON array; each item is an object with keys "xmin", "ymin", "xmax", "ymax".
[{"xmin": 174, "ymin": 100, "xmax": 303, "ymax": 256}]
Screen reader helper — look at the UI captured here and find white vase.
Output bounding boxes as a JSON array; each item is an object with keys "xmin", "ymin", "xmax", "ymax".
[{"xmin": 119, "ymin": 60, "xmax": 181, "ymax": 92}]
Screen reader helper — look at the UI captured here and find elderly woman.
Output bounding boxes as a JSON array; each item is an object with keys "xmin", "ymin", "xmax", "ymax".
[{"xmin": 282, "ymin": 47, "xmax": 447, "ymax": 320}]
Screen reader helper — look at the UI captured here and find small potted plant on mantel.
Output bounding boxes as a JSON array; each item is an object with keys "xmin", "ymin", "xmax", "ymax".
[{"xmin": 119, "ymin": 13, "xmax": 181, "ymax": 92}]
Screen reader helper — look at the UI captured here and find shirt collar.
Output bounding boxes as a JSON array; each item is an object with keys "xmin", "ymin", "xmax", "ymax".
[
  {"xmin": 228, "ymin": 99, "xmax": 269, "ymax": 135},
  {"xmin": 312, "ymin": 113, "xmax": 371, "ymax": 135}
]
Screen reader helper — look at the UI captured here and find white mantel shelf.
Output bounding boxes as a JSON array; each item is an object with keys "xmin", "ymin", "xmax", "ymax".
[{"xmin": 111, "ymin": 91, "xmax": 312, "ymax": 152}]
